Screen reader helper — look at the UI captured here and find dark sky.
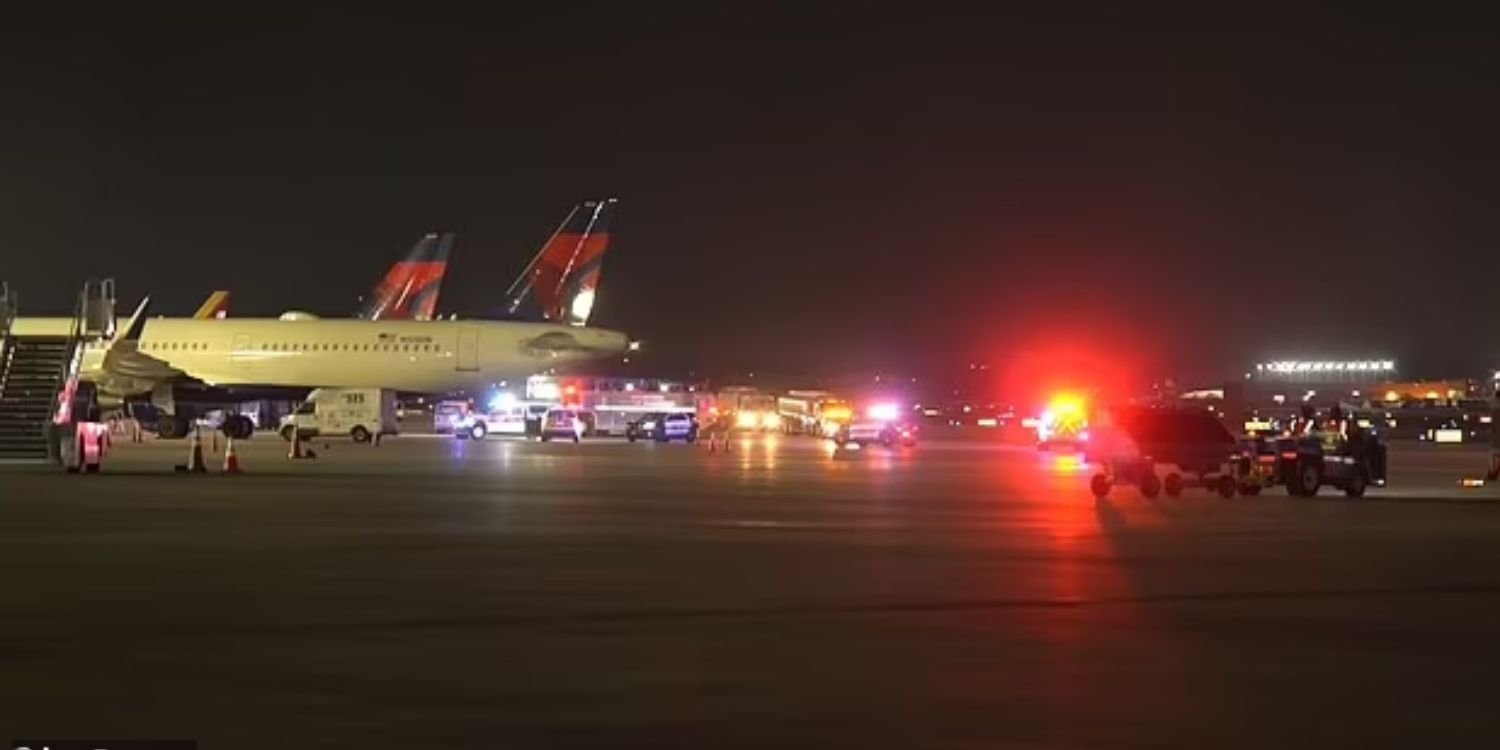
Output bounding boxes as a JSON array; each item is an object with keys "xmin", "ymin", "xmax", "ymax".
[{"xmin": 2, "ymin": 5, "xmax": 1496, "ymax": 384}]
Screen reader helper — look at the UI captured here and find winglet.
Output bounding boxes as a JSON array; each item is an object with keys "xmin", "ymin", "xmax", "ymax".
[{"xmin": 120, "ymin": 296, "xmax": 151, "ymax": 341}]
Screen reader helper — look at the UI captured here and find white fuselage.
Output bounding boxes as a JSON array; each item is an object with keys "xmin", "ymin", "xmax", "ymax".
[{"xmin": 7, "ymin": 316, "xmax": 629, "ymax": 397}]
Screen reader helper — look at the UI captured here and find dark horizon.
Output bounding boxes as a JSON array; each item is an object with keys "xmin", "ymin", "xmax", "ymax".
[{"xmin": 2, "ymin": 6, "xmax": 1496, "ymax": 385}]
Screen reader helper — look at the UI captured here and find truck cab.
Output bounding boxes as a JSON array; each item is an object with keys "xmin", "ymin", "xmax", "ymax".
[{"xmin": 279, "ymin": 388, "xmax": 398, "ymax": 444}]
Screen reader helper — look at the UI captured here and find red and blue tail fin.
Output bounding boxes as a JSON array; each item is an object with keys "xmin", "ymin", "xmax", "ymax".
[
  {"xmin": 357, "ymin": 232, "xmax": 455, "ymax": 320},
  {"xmin": 504, "ymin": 199, "xmax": 616, "ymax": 326}
]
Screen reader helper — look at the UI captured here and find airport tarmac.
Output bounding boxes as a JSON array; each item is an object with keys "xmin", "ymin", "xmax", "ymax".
[{"xmin": 4, "ymin": 434, "xmax": 1500, "ymax": 748}]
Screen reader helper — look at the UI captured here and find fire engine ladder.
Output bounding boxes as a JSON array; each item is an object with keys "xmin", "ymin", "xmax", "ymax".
[{"xmin": 0, "ymin": 280, "xmax": 114, "ymax": 464}]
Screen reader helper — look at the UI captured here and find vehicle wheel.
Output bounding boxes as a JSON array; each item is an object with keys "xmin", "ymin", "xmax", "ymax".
[
  {"xmin": 157, "ymin": 414, "xmax": 183, "ymax": 439},
  {"xmin": 1345, "ymin": 470, "xmax": 1368, "ymax": 498},
  {"xmin": 1293, "ymin": 460, "xmax": 1322, "ymax": 497},
  {"xmin": 1163, "ymin": 472, "xmax": 1184, "ymax": 497},
  {"xmin": 351, "ymin": 426, "xmax": 372, "ymax": 444},
  {"xmin": 279, "ymin": 425, "xmax": 295, "ymax": 442},
  {"xmin": 1240, "ymin": 483, "xmax": 1262, "ymax": 497},
  {"xmin": 468, "ymin": 423, "xmax": 487, "ymax": 441},
  {"xmin": 540, "ymin": 433, "xmax": 551, "ymax": 442},
  {"xmin": 1090, "ymin": 473, "xmax": 1111, "ymax": 499},
  {"xmin": 1140, "ymin": 473, "xmax": 1162, "ymax": 499},
  {"xmin": 1216, "ymin": 475, "xmax": 1237, "ymax": 499},
  {"xmin": 628, "ymin": 433, "xmax": 638, "ymax": 443},
  {"xmin": 572, "ymin": 434, "xmax": 580, "ymax": 443},
  {"xmin": 687, "ymin": 430, "xmax": 698, "ymax": 444}
]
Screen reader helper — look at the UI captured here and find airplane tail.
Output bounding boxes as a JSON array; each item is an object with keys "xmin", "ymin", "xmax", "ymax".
[
  {"xmin": 504, "ymin": 199, "xmax": 616, "ymax": 326},
  {"xmin": 193, "ymin": 291, "xmax": 230, "ymax": 320},
  {"xmin": 357, "ymin": 232, "xmax": 455, "ymax": 321}
]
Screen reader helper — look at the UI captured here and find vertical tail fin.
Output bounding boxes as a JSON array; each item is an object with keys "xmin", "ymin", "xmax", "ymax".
[
  {"xmin": 193, "ymin": 291, "xmax": 230, "ymax": 319},
  {"xmin": 357, "ymin": 232, "xmax": 455, "ymax": 320},
  {"xmin": 504, "ymin": 199, "xmax": 616, "ymax": 326}
]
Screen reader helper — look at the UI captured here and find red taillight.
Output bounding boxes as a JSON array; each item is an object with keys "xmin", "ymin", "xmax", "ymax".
[
  {"xmin": 1258, "ymin": 455, "xmax": 1277, "ymax": 463},
  {"xmin": 1280, "ymin": 451, "xmax": 1297, "ymax": 459}
]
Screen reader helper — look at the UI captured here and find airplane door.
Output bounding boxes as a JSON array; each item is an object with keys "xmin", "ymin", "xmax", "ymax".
[
  {"xmin": 231, "ymin": 333, "xmax": 251, "ymax": 370},
  {"xmin": 456, "ymin": 328, "xmax": 478, "ymax": 372}
]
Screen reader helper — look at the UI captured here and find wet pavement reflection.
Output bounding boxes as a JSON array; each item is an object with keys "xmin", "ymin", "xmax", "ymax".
[{"xmin": 2, "ymin": 435, "xmax": 1500, "ymax": 747}]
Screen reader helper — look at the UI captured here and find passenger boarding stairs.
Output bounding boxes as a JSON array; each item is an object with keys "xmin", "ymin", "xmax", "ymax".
[
  {"xmin": 0, "ymin": 280, "xmax": 115, "ymax": 464},
  {"xmin": 0, "ymin": 337, "xmax": 74, "ymax": 461}
]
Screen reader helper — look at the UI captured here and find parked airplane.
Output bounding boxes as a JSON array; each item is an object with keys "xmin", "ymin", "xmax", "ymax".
[{"xmin": 8, "ymin": 201, "xmax": 627, "ymax": 437}]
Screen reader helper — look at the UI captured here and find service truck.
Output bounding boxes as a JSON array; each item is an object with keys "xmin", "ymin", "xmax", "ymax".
[{"xmin": 279, "ymin": 388, "xmax": 398, "ymax": 443}]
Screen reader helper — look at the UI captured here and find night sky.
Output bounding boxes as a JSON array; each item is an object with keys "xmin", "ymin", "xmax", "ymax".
[{"xmin": 2, "ymin": 6, "xmax": 1496, "ymax": 385}]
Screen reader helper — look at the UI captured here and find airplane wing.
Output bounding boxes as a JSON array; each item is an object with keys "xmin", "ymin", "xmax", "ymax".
[{"xmin": 98, "ymin": 297, "xmax": 187, "ymax": 388}]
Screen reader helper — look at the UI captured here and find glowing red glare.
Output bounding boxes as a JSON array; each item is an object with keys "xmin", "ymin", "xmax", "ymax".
[{"xmin": 564, "ymin": 385, "xmax": 578, "ymax": 395}]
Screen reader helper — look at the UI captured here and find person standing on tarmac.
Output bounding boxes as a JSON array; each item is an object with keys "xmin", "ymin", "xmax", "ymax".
[{"xmin": 1290, "ymin": 404, "xmax": 1317, "ymax": 437}]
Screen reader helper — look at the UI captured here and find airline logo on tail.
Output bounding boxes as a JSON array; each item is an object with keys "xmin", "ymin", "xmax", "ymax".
[
  {"xmin": 358, "ymin": 232, "xmax": 455, "ymax": 321},
  {"xmin": 505, "ymin": 199, "xmax": 616, "ymax": 326}
]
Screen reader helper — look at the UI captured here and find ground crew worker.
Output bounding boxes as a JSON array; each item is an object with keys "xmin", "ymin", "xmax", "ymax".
[{"xmin": 1290, "ymin": 404, "xmax": 1317, "ymax": 437}]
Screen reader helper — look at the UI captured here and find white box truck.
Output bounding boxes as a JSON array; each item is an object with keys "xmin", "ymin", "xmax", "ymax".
[{"xmin": 279, "ymin": 388, "xmax": 398, "ymax": 443}]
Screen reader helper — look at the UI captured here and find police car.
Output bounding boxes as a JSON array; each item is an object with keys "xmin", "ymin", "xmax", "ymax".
[
  {"xmin": 539, "ymin": 407, "xmax": 585, "ymax": 442},
  {"xmin": 627, "ymin": 411, "xmax": 698, "ymax": 443},
  {"xmin": 833, "ymin": 403, "xmax": 917, "ymax": 449}
]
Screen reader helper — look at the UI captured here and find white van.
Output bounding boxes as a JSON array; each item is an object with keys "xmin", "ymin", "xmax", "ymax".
[{"xmin": 279, "ymin": 388, "xmax": 398, "ymax": 443}]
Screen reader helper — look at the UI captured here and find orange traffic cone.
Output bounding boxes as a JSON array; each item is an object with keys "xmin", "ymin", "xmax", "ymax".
[
  {"xmin": 223, "ymin": 437, "xmax": 242, "ymax": 474},
  {"xmin": 187, "ymin": 427, "xmax": 207, "ymax": 473}
]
